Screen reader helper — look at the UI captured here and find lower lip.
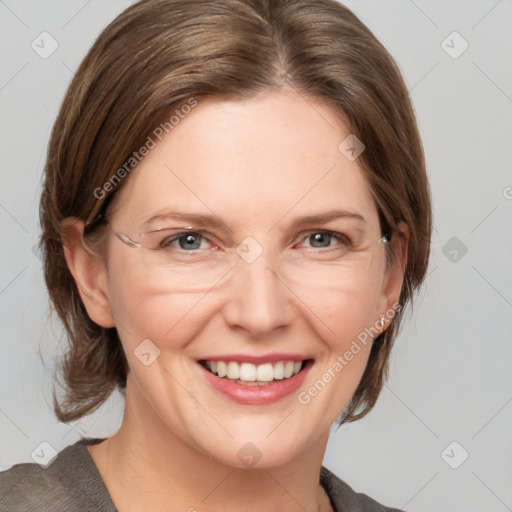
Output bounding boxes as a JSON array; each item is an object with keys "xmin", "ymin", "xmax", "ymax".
[{"xmin": 198, "ymin": 360, "xmax": 313, "ymax": 405}]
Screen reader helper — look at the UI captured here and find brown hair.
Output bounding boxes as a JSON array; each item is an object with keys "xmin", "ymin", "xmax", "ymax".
[{"xmin": 40, "ymin": 0, "xmax": 431, "ymax": 423}]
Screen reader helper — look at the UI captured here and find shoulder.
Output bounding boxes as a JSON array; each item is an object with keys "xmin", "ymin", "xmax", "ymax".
[
  {"xmin": 0, "ymin": 438, "xmax": 116, "ymax": 512},
  {"xmin": 320, "ymin": 466, "xmax": 405, "ymax": 512}
]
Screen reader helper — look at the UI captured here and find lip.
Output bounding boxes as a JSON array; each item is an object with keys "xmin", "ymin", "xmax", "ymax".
[
  {"xmin": 197, "ymin": 358, "xmax": 314, "ymax": 405},
  {"xmin": 198, "ymin": 353, "xmax": 311, "ymax": 365}
]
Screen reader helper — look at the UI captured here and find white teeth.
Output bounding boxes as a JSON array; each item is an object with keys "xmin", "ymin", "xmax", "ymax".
[
  {"xmin": 256, "ymin": 363, "xmax": 274, "ymax": 382},
  {"xmin": 204, "ymin": 359, "xmax": 305, "ymax": 382},
  {"xmin": 239, "ymin": 363, "xmax": 256, "ymax": 381},
  {"xmin": 216, "ymin": 361, "xmax": 227, "ymax": 378},
  {"xmin": 273, "ymin": 361, "xmax": 284, "ymax": 380},
  {"xmin": 284, "ymin": 361, "xmax": 294, "ymax": 378},
  {"xmin": 227, "ymin": 361, "xmax": 239, "ymax": 380}
]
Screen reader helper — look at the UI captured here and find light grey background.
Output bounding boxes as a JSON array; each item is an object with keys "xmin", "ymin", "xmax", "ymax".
[{"xmin": 1, "ymin": 1, "xmax": 511, "ymax": 510}]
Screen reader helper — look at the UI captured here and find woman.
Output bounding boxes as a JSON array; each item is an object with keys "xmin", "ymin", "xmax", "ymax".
[{"xmin": 0, "ymin": 0, "xmax": 431, "ymax": 510}]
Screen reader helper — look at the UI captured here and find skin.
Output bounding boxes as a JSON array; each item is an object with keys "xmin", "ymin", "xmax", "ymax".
[{"xmin": 63, "ymin": 88, "xmax": 406, "ymax": 512}]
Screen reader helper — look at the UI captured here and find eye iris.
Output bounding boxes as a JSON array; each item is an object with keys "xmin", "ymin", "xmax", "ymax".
[
  {"xmin": 310, "ymin": 233, "xmax": 331, "ymax": 248},
  {"xmin": 179, "ymin": 234, "xmax": 202, "ymax": 250}
]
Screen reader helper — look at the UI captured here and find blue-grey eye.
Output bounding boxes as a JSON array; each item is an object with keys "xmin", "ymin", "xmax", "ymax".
[
  {"xmin": 309, "ymin": 232, "xmax": 332, "ymax": 248},
  {"xmin": 177, "ymin": 233, "xmax": 203, "ymax": 250}
]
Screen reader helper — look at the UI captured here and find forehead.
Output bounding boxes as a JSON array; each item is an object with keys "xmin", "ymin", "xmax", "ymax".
[{"xmin": 110, "ymin": 89, "xmax": 379, "ymax": 230}]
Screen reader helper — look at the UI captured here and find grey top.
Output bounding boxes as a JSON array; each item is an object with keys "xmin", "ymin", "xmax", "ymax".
[{"xmin": 0, "ymin": 438, "xmax": 404, "ymax": 511}]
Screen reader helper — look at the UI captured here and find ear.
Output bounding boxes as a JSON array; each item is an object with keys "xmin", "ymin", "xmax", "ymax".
[
  {"xmin": 61, "ymin": 218, "xmax": 115, "ymax": 328},
  {"xmin": 375, "ymin": 221, "xmax": 409, "ymax": 328}
]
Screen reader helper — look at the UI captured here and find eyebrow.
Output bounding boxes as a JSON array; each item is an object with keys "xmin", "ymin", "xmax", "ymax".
[
  {"xmin": 287, "ymin": 209, "xmax": 366, "ymax": 229},
  {"xmin": 141, "ymin": 211, "xmax": 228, "ymax": 231},
  {"xmin": 141, "ymin": 209, "xmax": 366, "ymax": 232}
]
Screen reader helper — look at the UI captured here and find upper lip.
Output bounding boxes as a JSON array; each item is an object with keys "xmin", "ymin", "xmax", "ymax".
[{"xmin": 198, "ymin": 353, "xmax": 313, "ymax": 365}]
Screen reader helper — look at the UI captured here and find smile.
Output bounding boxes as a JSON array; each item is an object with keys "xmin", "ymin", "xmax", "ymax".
[
  {"xmin": 197, "ymin": 358, "xmax": 314, "ymax": 405},
  {"xmin": 201, "ymin": 359, "xmax": 306, "ymax": 385}
]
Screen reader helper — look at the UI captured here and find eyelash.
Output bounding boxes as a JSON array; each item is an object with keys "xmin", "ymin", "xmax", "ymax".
[{"xmin": 159, "ymin": 230, "xmax": 352, "ymax": 251}]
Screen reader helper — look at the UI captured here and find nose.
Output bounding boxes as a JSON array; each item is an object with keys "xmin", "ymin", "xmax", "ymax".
[{"xmin": 222, "ymin": 251, "xmax": 294, "ymax": 338}]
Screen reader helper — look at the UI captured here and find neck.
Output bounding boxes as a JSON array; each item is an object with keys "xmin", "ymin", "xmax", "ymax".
[{"xmin": 87, "ymin": 374, "xmax": 333, "ymax": 512}]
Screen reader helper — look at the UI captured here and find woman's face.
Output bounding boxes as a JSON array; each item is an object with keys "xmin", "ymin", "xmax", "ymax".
[{"xmin": 99, "ymin": 89, "xmax": 402, "ymax": 468}]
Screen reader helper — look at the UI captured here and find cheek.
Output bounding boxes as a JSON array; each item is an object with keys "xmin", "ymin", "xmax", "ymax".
[
  {"xmin": 298, "ymin": 268, "xmax": 383, "ymax": 388},
  {"xmin": 105, "ymin": 249, "xmax": 219, "ymax": 351},
  {"xmin": 309, "ymin": 288, "xmax": 377, "ymax": 391},
  {"xmin": 111, "ymin": 285, "xmax": 217, "ymax": 349},
  {"xmin": 291, "ymin": 284, "xmax": 380, "ymax": 427},
  {"xmin": 299, "ymin": 267, "xmax": 383, "ymax": 342}
]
